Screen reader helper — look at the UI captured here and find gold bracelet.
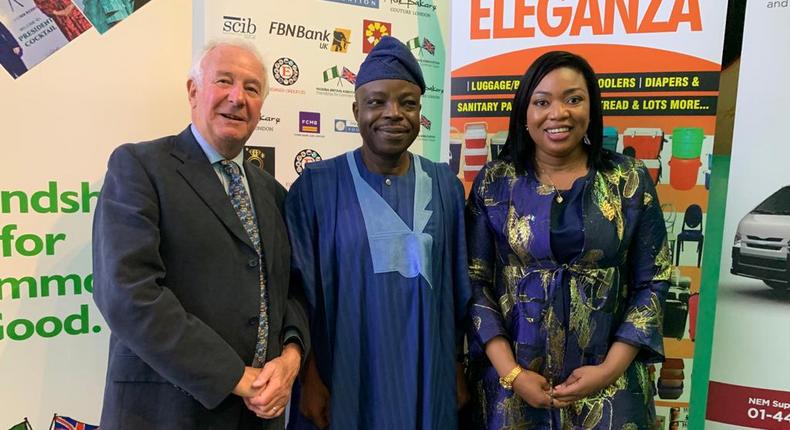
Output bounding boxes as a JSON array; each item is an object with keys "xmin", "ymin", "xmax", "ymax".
[{"xmin": 499, "ymin": 365, "xmax": 523, "ymax": 390}]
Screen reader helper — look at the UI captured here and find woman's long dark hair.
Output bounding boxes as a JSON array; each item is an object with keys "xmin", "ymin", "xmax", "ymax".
[{"xmin": 498, "ymin": 51, "xmax": 610, "ymax": 175}]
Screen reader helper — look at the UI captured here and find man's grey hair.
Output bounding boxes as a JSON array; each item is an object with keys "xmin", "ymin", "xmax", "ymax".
[{"xmin": 189, "ymin": 38, "xmax": 269, "ymax": 99}]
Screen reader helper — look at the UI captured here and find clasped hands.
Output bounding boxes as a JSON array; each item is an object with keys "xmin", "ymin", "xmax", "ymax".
[
  {"xmin": 512, "ymin": 364, "xmax": 617, "ymax": 409},
  {"xmin": 232, "ymin": 344, "xmax": 302, "ymax": 419}
]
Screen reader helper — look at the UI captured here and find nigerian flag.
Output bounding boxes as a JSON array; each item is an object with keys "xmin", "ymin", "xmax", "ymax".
[
  {"xmin": 405, "ymin": 36, "xmax": 421, "ymax": 51},
  {"xmin": 323, "ymin": 66, "xmax": 340, "ymax": 82},
  {"xmin": 7, "ymin": 418, "xmax": 31, "ymax": 430}
]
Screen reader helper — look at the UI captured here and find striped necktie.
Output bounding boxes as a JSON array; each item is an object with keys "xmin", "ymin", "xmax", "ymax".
[{"xmin": 220, "ymin": 160, "xmax": 269, "ymax": 367}]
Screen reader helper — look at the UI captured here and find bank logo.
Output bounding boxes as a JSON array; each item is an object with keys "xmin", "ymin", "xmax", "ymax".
[
  {"xmin": 222, "ymin": 16, "xmax": 257, "ymax": 37},
  {"xmin": 420, "ymin": 115, "xmax": 432, "ymax": 130},
  {"xmin": 299, "ymin": 112, "xmax": 321, "ymax": 133},
  {"xmin": 406, "ymin": 36, "xmax": 435, "ymax": 56},
  {"xmin": 272, "ymin": 57, "xmax": 299, "ymax": 86},
  {"xmin": 332, "ymin": 28, "xmax": 352, "ymax": 53},
  {"xmin": 269, "ymin": 21, "xmax": 347, "ymax": 51},
  {"xmin": 294, "ymin": 149, "xmax": 323, "ymax": 175},
  {"xmin": 335, "ymin": 118, "xmax": 360, "ymax": 133},
  {"xmin": 244, "ymin": 146, "xmax": 275, "ymax": 177},
  {"xmin": 324, "ymin": 0, "xmax": 379, "ymax": 8},
  {"xmin": 362, "ymin": 20, "xmax": 391, "ymax": 53}
]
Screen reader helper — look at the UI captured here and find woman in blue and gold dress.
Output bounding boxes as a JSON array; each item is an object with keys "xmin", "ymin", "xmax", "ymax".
[{"xmin": 465, "ymin": 51, "xmax": 670, "ymax": 429}]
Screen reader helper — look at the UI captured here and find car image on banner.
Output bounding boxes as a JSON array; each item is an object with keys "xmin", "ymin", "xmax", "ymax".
[{"xmin": 730, "ymin": 186, "xmax": 790, "ymax": 291}]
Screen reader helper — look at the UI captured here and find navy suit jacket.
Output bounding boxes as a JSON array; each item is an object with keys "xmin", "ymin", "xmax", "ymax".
[{"xmin": 92, "ymin": 127, "xmax": 309, "ymax": 429}]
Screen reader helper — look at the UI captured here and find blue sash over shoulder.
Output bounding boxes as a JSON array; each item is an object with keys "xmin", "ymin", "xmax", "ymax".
[{"xmin": 345, "ymin": 151, "xmax": 434, "ymax": 288}]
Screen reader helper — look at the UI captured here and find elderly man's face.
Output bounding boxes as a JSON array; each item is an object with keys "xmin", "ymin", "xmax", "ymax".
[
  {"xmin": 353, "ymin": 79, "xmax": 422, "ymax": 161},
  {"xmin": 188, "ymin": 45, "xmax": 265, "ymax": 158}
]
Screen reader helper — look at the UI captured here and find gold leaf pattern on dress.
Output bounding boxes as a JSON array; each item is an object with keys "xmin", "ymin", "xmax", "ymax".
[
  {"xmin": 506, "ymin": 206, "xmax": 534, "ymax": 265},
  {"xmin": 624, "ymin": 292, "xmax": 662, "ymax": 334},
  {"xmin": 582, "ymin": 400, "xmax": 604, "ymax": 429},
  {"xmin": 526, "ymin": 356, "xmax": 544, "ymax": 373},
  {"xmin": 593, "ymin": 170, "xmax": 625, "ymax": 239},
  {"xmin": 543, "ymin": 307, "xmax": 565, "ymax": 383},
  {"xmin": 569, "ymin": 277, "xmax": 594, "ymax": 350},
  {"xmin": 643, "ymin": 192, "xmax": 653, "ymax": 207},
  {"xmin": 634, "ymin": 362, "xmax": 651, "ymax": 405},
  {"xmin": 501, "ymin": 265, "xmax": 526, "ymax": 318},
  {"xmin": 536, "ymin": 183, "xmax": 555, "ymax": 196},
  {"xmin": 623, "ymin": 166, "xmax": 640, "ymax": 199},
  {"xmin": 580, "ymin": 249, "xmax": 604, "ymax": 266},
  {"xmin": 622, "ymin": 423, "xmax": 638, "ymax": 430},
  {"xmin": 567, "ymin": 372, "xmax": 627, "ymax": 430},
  {"xmin": 653, "ymin": 240, "xmax": 672, "ymax": 282},
  {"xmin": 480, "ymin": 161, "xmax": 516, "ymax": 206},
  {"xmin": 469, "ymin": 258, "xmax": 493, "ymax": 283},
  {"xmin": 472, "ymin": 316, "xmax": 482, "ymax": 331},
  {"xmin": 496, "ymin": 394, "xmax": 531, "ymax": 429}
]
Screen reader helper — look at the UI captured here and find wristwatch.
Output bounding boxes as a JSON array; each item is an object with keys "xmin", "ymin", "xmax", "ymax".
[{"xmin": 499, "ymin": 365, "xmax": 523, "ymax": 390}]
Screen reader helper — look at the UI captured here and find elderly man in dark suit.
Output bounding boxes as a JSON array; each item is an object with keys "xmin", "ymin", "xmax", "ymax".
[{"xmin": 92, "ymin": 40, "xmax": 309, "ymax": 429}]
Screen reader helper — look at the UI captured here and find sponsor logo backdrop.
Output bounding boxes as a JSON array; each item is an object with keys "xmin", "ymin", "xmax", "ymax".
[{"xmin": 194, "ymin": 0, "xmax": 450, "ymax": 187}]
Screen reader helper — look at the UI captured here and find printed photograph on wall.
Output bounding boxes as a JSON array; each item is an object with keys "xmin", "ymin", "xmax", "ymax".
[
  {"xmin": 0, "ymin": 0, "xmax": 90, "ymax": 79},
  {"xmin": 74, "ymin": 0, "xmax": 149, "ymax": 34}
]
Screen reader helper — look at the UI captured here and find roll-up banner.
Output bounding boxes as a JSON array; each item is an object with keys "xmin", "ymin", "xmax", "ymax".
[
  {"xmin": 194, "ymin": 0, "xmax": 451, "ymax": 189},
  {"xmin": 451, "ymin": 2, "xmax": 728, "ymax": 428},
  {"xmin": 705, "ymin": 2, "xmax": 790, "ymax": 429},
  {"xmin": 0, "ymin": 1, "xmax": 190, "ymax": 428}
]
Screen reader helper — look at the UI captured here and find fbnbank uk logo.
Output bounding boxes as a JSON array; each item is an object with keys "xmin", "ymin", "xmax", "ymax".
[
  {"xmin": 299, "ymin": 112, "xmax": 321, "ymax": 134},
  {"xmin": 222, "ymin": 16, "xmax": 257, "ymax": 37},
  {"xmin": 324, "ymin": 0, "xmax": 379, "ymax": 8}
]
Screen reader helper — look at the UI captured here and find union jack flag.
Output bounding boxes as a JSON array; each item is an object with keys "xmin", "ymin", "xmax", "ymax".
[
  {"xmin": 341, "ymin": 67, "xmax": 357, "ymax": 85},
  {"xmin": 421, "ymin": 38, "xmax": 435, "ymax": 55},
  {"xmin": 51, "ymin": 415, "xmax": 99, "ymax": 430},
  {"xmin": 420, "ymin": 115, "xmax": 432, "ymax": 130}
]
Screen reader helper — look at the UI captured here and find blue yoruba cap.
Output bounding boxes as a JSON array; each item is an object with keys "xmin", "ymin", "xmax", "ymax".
[{"xmin": 355, "ymin": 36, "xmax": 426, "ymax": 94}]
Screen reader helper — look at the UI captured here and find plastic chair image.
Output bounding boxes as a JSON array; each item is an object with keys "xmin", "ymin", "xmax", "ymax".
[
  {"xmin": 676, "ymin": 204, "xmax": 704, "ymax": 267},
  {"xmin": 662, "ymin": 203, "xmax": 677, "ymax": 263}
]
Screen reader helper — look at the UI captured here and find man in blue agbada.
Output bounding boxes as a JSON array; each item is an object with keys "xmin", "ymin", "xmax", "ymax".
[{"xmin": 285, "ymin": 36, "xmax": 471, "ymax": 430}]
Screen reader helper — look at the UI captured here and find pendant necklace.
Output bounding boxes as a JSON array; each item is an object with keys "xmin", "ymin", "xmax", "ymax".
[{"xmin": 545, "ymin": 174, "xmax": 564, "ymax": 203}]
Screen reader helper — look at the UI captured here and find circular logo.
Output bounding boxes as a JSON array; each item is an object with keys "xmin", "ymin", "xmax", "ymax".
[
  {"xmin": 247, "ymin": 148, "xmax": 265, "ymax": 169},
  {"xmin": 334, "ymin": 120, "xmax": 346, "ymax": 132},
  {"xmin": 273, "ymin": 57, "xmax": 299, "ymax": 86},
  {"xmin": 294, "ymin": 149, "xmax": 322, "ymax": 175}
]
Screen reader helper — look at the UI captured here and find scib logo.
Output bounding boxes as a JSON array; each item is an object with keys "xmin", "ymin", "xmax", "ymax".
[
  {"xmin": 362, "ymin": 20, "xmax": 391, "ymax": 53},
  {"xmin": 222, "ymin": 16, "xmax": 257, "ymax": 38}
]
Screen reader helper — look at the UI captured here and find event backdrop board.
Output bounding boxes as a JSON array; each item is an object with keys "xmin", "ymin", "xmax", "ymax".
[
  {"xmin": 0, "ymin": 0, "xmax": 191, "ymax": 428},
  {"xmin": 450, "ymin": 2, "xmax": 727, "ymax": 429},
  {"xmin": 705, "ymin": 2, "xmax": 790, "ymax": 429},
  {"xmin": 193, "ymin": 0, "xmax": 451, "ymax": 189}
]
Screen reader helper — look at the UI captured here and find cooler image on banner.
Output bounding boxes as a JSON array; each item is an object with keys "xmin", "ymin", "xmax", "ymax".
[{"xmin": 706, "ymin": 2, "xmax": 790, "ymax": 429}]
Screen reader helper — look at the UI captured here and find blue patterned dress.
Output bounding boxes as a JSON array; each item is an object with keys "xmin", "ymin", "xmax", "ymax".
[{"xmin": 466, "ymin": 153, "xmax": 670, "ymax": 429}]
